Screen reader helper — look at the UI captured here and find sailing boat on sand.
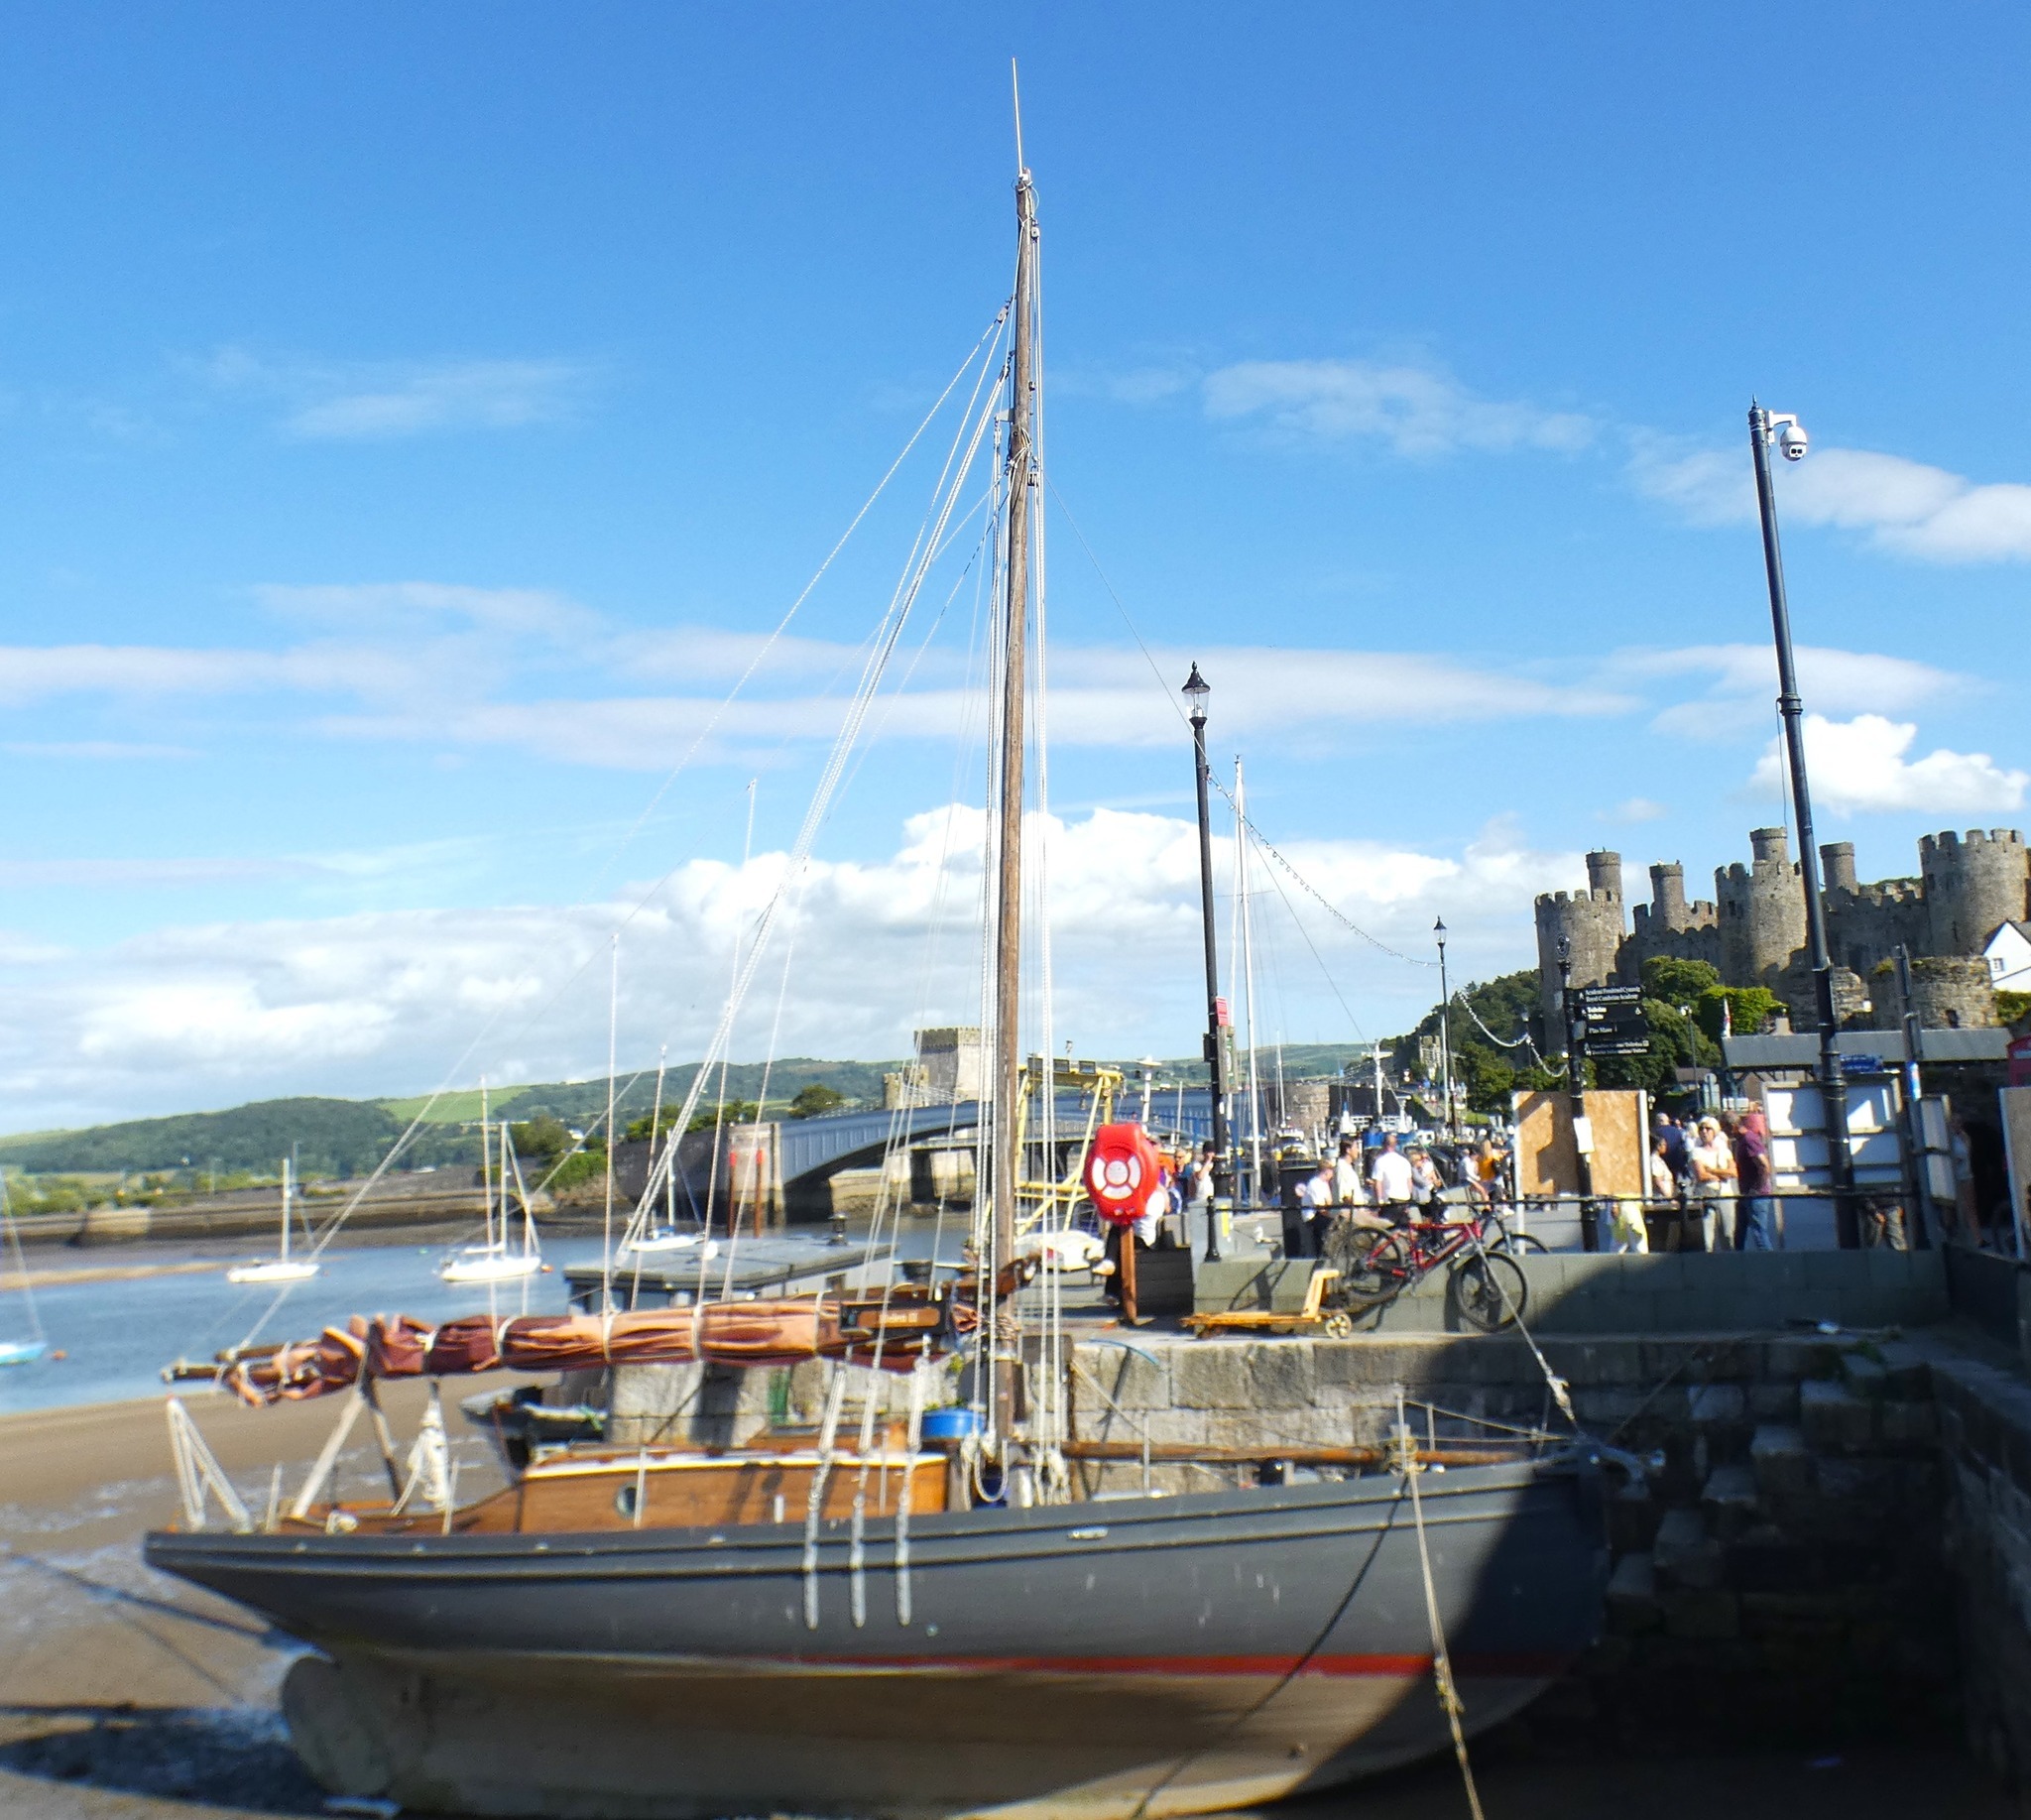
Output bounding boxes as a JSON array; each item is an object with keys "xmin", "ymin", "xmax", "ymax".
[
  {"xmin": 148, "ymin": 119, "xmax": 1609, "ymax": 1820},
  {"xmin": 225, "ymin": 1157, "xmax": 320, "ymax": 1286}
]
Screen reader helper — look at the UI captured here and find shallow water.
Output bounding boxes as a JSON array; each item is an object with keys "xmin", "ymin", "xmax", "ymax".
[{"xmin": 0, "ymin": 1228, "xmax": 924, "ymax": 1415}]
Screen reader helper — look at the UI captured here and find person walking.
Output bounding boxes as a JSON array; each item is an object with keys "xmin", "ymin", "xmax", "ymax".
[
  {"xmin": 1730, "ymin": 1107, "xmax": 1778, "ymax": 1251},
  {"xmin": 1368, "ymin": 1133, "xmax": 1415, "ymax": 1228},
  {"xmin": 1408, "ymin": 1146, "xmax": 1446, "ymax": 1218},
  {"xmin": 1181, "ymin": 1141, "xmax": 1216, "ymax": 1253},
  {"xmin": 1687, "ymin": 1115, "xmax": 1737, "ymax": 1253},
  {"xmin": 1296, "ymin": 1155, "xmax": 1336, "ymax": 1259},
  {"xmin": 1332, "ymin": 1139, "xmax": 1364, "ymax": 1211},
  {"xmin": 1646, "ymin": 1134, "xmax": 1680, "ymax": 1252}
]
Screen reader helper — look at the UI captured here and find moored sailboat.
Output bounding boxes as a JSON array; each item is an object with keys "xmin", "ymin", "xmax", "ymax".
[
  {"xmin": 225, "ymin": 1156, "xmax": 320, "ymax": 1285},
  {"xmin": 439, "ymin": 1094, "xmax": 542, "ymax": 1284},
  {"xmin": 148, "ymin": 127, "xmax": 1609, "ymax": 1819},
  {"xmin": 0, "ymin": 1173, "xmax": 48, "ymax": 1367}
]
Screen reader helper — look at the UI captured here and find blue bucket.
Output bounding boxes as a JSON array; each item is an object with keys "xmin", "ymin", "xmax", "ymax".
[{"xmin": 921, "ymin": 1406, "xmax": 983, "ymax": 1443}]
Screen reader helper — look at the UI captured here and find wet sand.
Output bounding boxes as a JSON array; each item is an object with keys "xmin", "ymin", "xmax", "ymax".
[{"xmin": 0, "ymin": 1392, "xmax": 2011, "ymax": 1819}]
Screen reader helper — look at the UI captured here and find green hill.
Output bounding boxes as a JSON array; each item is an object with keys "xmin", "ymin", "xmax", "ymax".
[
  {"xmin": 0, "ymin": 1096, "xmax": 436, "ymax": 1177},
  {"xmin": 0, "ymin": 1043, "xmax": 1378, "ymax": 1180}
]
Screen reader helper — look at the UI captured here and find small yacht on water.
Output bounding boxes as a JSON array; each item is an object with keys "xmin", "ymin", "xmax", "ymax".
[
  {"xmin": 0, "ymin": 1173, "xmax": 49, "ymax": 1367},
  {"xmin": 225, "ymin": 1157, "xmax": 320, "ymax": 1285},
  {"xmin": 439, "ymin": 1105, "xmax": 542, "ymax": 1284}
]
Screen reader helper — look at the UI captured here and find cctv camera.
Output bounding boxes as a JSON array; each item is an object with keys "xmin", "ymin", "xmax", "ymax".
[{"xmin": 1777, "ymin": 423, "xmax": 1809, "ymax": 461}]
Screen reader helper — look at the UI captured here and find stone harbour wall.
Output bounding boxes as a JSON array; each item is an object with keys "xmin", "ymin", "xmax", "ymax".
[{"xmin": 1071, "ymin": 1328, "xmax": 1961, "ymax": 1747}]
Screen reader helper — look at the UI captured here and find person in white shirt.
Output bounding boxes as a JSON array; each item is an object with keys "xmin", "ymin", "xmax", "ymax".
[
  {"xmin": 1368, "ymin": 1134, "xmax": 1415, "ymax": 1227},
  {"xmin": 1296, "ymin": 1157, "xmax": 1336, "ymax": 1258},
  {"xmin": 1332, "ymin": 1140, "xmax": 1363, "ymax": 1208}
]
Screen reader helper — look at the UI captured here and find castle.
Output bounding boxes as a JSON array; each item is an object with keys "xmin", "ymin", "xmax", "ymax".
[{"xmin": 1534, "ymin": 828, "xmax": 2030, "ymax": 1033}]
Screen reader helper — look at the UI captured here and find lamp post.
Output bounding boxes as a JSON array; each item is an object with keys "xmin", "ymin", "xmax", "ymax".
[
  {"xmin": 1558, "ymin": 936, "xmax": 1596, "ymax": 1233},
  {"xmin": 1435, "ymin": 918, "xmax": 1455, "ymax": 1143},
  {"xmin": 1184, "ymin": 663, "xmax": 1228, "ymax": 1262},
  {"xmin": 1748, "ymin": 403, "xmax": 1857, "ymax": 1246}
]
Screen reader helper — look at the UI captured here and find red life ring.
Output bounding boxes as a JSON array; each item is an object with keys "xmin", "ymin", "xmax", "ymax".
[{"xmin": 1085, "ymin": 1122, "xmax": 1167, "ymax": 1228}]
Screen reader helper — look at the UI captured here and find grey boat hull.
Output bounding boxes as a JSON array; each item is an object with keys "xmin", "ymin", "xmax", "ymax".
[{"xmin": 148, "ymin": 1456, "xmax": 1607, "ymax": 1819}]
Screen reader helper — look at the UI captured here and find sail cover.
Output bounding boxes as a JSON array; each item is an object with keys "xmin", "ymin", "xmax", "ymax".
[{"xmin": 223, "ymin": 1299, "xmax": 936, "ymax": 1406}]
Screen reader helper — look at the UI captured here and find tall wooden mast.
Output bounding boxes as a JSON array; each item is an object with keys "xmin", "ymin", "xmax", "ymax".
[{"xmin": 993, "ymin": 165, "xmax": 1038, "ymax": 1443}]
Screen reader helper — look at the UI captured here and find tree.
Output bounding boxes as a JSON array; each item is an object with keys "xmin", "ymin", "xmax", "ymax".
[
  {"xmin": 1640, "ymin": 956, "xmax": 1722, "ymax": 1011},
  {"xmin": 686, "ymin": 1100, "xmax": 760, "ymax": 1134},
  {"xmin": 623, "ymin": 1104, "xmax": 686, "ymax": 1143},
  {"xmin": 1694, "ymin": 985, "xmax": 1782, "ymax": 1044},
  {"xmin": 509, "ymin": 1114, "xmax": 573, "ymax": 1163},
  {"xmin": 787, "ymin": 1082, "xmax": 846, "ymax": 1119}
]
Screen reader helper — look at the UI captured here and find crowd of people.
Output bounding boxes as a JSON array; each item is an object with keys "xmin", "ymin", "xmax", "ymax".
[{"xmin": 1642, "ymin": 1108, "xmax": 1775, "ymax": 1252}]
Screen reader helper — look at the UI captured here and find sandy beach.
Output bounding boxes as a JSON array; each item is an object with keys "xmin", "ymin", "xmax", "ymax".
[{"xmin": 0, "ymin": 1386, "xmax": 2009, "ymax": 1819}]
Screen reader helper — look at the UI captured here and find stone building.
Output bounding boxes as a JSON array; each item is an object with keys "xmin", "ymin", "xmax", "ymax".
[{"xmin": 1534, "ymin": 827, "xmax": 2030, "ymax": 1032}]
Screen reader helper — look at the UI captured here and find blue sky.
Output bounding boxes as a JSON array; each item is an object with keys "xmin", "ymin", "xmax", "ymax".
[{"xmin": 3, "ymin": 6, "xmax": 2028, "ymax": 1128}]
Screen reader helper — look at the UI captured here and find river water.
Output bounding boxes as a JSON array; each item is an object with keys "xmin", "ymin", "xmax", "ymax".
[{"xmin": 0, "ymin": 1229, "xmax": 923, "ymax": 1416}]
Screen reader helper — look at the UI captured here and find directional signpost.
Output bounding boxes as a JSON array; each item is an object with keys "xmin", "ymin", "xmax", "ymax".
[{"xmin": 1575, "ymin": 984, "xmax": 1650, "ymax": 1059}]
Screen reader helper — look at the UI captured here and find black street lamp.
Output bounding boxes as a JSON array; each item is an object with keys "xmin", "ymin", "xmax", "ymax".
[
  {"xmin": 1557, "ymin": 936, "xmax": 1596, "ymax": 1230},
  {"xmin": 1434, "ymin": 918, "xmax": 1455, "ymax": 1143},
  {"xmin": 1748, "ymin": 402, "xmax": 1857, "ymax": 1246},
  {"xmin": 1184, "ymin": 663, "xmax": 1228, "ymax": 1262}
]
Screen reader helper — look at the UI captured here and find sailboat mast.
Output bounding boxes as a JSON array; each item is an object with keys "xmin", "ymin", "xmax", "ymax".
[
  {"xmin": 992, "ymin": 163, "xmax": 1038, "ymax": 1440},
  {"xmin": 1236, "ymin": 760, "xmax": 1263, "ymax": 1206},
  {"xmin": 280, "ymin": 1156, "xmax": 293, "ymax": 1263}
]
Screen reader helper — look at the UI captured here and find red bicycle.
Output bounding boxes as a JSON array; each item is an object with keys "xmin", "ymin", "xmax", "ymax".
[{"xmin": 1323, "ymin": 1208, "xmax": 1530, "ymax": 1332}]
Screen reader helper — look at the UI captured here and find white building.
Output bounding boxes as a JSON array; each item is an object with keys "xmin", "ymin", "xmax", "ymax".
[{"xmin": 1985, "ymin": 920, "xmax": 2031, "ymax": 992}]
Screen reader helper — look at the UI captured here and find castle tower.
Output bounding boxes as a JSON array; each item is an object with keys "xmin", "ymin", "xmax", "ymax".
[
  {"xmin": 1649, "ymin": 861, "xmax": 1688, "ymax": 931},
  {"xmin": 1716, "ymin": 826, "xmax": 1806, "ymax": 995},
  {"xmin": 1906, "ymin": 956, "xmax": 2000, "ymax": 1030},
  {"xmin": 1921, "ymin": 829, "xmax": 2029, "ymax": 957},
  {"xmin": 1821, "ymin": 841, "xmax": 1857, "ymax": 897},
  {"xmin": 1533, "ymin": 850, "xmax": 1626, "ymax": 1028}
]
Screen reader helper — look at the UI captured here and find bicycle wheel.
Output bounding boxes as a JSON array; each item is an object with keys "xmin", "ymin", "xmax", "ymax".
[
  {"xmin": 1454, "ymin": 1251, "xmax": 1528, "ymax": 1333},
  {"xmin": 1491, "ymin": 1226, "xmax": 1548, "ymax": 1257},
  {"xmin": 1336, "ymin": 1229, "xmax": 1411, "ymax": 1302}
]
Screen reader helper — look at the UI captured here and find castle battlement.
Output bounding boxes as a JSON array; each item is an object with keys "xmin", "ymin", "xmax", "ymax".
[
  {"xmin": 1552, "ymin": 823, "xmax": 2026, "ymax": 1035},
  {"xmin": 1922, "ymin": 828, "xmax": 2025, "ymax": 855}
]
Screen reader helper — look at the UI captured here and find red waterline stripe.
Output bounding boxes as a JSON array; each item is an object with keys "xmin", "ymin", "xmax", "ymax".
[{"xmin": 787, "ymin": 1651, "xmax": 1568, "ymax": 1678}]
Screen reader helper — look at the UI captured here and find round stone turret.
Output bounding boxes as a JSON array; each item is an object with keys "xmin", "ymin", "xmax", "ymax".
[
  {"xmin": 1649, "ymin": 861, "xmax": 1688, "ymax": 930},
  {"xmin": 1534, "ymin": 854, "xmax": 1627, "ymax": 1027},
  {"xmin": 1922, "ymin": 828, "xmax": 2029, "ymax": 956},
  {"xmin": 1821, "ymin": 841, "xmax": 1857, "ymax": 897},
  {"xmin": 1716, "ymin": 827, "xmax": 1806, "ymax": 993},
  {"xmin": 1907, "ymin": 955, "xmax": 2000, "ymax": 1030}
]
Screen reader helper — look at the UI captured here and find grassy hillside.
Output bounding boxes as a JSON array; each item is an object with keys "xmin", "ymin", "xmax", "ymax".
[
  {"xmin": 0, "ymin": 1044, "xmax": 1375, "ymax": 1179},
  {"xmin": 0, "ymin": 1097, "xmax": 464, "ymax": 1177}
]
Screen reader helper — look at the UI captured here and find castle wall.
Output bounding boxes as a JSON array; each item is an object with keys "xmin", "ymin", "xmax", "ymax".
[
  {"xmin": 1534, "ymin": 825, "xmax": 2028, "ymax": 1046},
  {"xmin": 1824, "ymin": 878, "xmax": 1927, "ymax": 980}
]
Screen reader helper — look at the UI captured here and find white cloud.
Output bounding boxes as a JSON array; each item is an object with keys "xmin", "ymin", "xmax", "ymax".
[
  {"xmin": 1204, "ymin": 358, "xmax": 1595, "ymax": 458},
  {"xmin": 1617, "ymin": 642, "xmax": 1966, "ymax": 741},
  {"xmin": 0, "ymin": 806, "xmax": 1576, "ymax": 1130},
  {"xmin": 255, "ymin": 582, "xmax": 594, "ymax": 641},
  {"xmin": 1747, "ymin": 714, "xmax": 2028, "ymax": 816},
  {"xmin": 1604, "ymin": 797, "xmax": 1667, "ymax": 823},
  {"xmin": 1634, "ymin": 438, "xmax": 2031, "ymax": 563},
  {"xmin": 3, "ymin": 741, "xmax": 197, "ymax": 761},
  {"xmin": 202, "ymin": 348, "xmax": 589, "ymax": 441}
]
